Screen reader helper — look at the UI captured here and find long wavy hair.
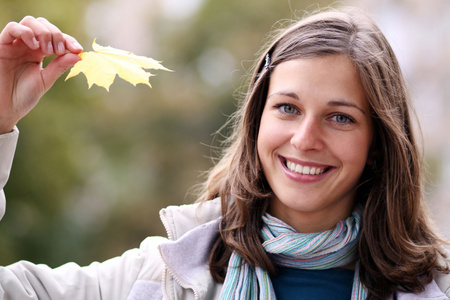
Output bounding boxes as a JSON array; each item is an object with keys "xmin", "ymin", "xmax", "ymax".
[{"xmin": 198, "ymin": 7, "xmax": 448, "ymax": 299}]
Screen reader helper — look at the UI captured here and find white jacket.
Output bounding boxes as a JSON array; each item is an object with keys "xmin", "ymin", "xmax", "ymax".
[{"xmin": 0, "ymin": 128, "xmax": 449, "ymax": 299}]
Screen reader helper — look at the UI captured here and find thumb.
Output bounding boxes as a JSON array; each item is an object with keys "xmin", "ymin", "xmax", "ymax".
[{"xmin": 41, "ymin": 53, "xmax": 81, "ymax": 91}]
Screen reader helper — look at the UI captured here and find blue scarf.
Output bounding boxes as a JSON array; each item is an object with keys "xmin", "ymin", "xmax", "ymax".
[{"xmin": 219, "ymin": 205, "xmax": 389, "ymax": 299}]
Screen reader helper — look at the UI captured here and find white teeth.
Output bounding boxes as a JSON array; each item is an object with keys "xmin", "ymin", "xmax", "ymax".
[
  {"xmin": 286, "ymin": 161, "xmax": 325, "ymax": 175},
  {"xmin": 303, "ymin": 166, "xmax": 310, "ymax": 174}
]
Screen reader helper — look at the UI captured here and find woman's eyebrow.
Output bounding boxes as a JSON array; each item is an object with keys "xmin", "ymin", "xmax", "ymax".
[
  {"xmin": 328, "ymin": 100, "xmax": 366, "ymax": 115},
  {"xmin": 267, "ymin": 91, "xmax": 299, "ymax": 100}
]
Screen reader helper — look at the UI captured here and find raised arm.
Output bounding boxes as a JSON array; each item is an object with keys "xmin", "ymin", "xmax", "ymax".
[
  {"xmin": 0, "ymin": 16, "xmax": 83, "ymax": 134},
  {"xmin": 0, "ymin": 18, "xmax": 169, "ymax": 299}
]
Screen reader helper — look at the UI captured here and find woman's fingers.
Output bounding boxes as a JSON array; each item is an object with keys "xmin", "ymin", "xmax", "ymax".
[
  {"xmin": 0, "ymin": 16, "xmax": 83, "ymax": 56},
  {"xmin": 20, "ymin": 16, "xmax": 61, "ymax": 55},
  {"xmin": 35, "ymin": 17, "xmax": 66, "ymax": 55},
  {"xmin": 0, "ymin": 21, "xmax": 40, "ymax": 50},
  {"xmin": 27, "ymin": 17, "xmax": 83, "ymax": 55}
]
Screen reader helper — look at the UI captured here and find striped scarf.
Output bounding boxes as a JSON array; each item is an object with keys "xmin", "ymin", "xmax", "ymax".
[{"xmin": 219, "ymin": 205, "xmax": 387, "ymax": 299}]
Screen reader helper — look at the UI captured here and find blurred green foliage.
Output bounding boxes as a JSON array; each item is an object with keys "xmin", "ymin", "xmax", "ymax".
[{"xmin": 0, "ymin": 0, "xmax": 332, "ymax": 267}]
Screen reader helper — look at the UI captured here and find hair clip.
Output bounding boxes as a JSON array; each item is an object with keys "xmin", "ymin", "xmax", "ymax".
[{"xmin": 264, "ymin": 53, "xmax": 271, "ymax": 70}]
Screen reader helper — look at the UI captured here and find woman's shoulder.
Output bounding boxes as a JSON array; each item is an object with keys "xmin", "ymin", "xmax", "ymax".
[{"xmin": 159, "ymin": 198, "xmax": 222, "ymax": 241}]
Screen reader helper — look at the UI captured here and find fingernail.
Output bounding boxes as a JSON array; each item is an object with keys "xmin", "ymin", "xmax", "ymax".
[
  {"xmin": 32, "ymin": 38, "xmax": 39, "ymax": 49},
  {"xmin": 73, "ymin": 41, "xmax": 83, "ymax": 50},
  {"xmin": 57, "ymin": 42, "xmax": 65, "ymax": 54},
  {"xmin": 47, "ymin": 42, "xmax": 54, "ymax": 54}
]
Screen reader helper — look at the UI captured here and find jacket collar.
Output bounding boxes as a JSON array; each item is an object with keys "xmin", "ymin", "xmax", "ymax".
[{"xmin": 159, "ymin": 218, "xmax": 221, "ymax": 299}]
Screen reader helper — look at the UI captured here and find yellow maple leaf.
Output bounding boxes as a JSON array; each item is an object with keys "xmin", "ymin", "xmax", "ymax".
[{"xmin": 65, "ymin": 39, "xmax": 171, "ymax": 91}]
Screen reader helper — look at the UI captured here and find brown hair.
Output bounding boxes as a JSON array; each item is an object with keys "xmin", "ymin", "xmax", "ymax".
[{"xmin": 198, "ymin": 7, "xmax": 448, "ymax": 299}]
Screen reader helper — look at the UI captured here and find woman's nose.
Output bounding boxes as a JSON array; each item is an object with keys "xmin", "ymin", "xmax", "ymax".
[{"xmin": 290, "ymin": 117, "xmax": 324, "ymax": 151}]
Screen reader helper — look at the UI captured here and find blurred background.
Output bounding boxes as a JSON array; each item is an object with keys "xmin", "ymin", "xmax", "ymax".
[{"xmin": 0, "ymin": 0, "xmax": 449, "ymax": 267}]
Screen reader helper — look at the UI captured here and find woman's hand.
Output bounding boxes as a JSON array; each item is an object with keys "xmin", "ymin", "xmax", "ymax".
[{"xmin": 0, "ymin": 16, "xmax": 83, "ymax": 134}]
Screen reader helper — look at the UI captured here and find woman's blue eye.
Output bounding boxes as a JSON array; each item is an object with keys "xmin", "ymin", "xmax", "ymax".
[
  {"xmin": 281, "ymin": 105, "xmax": 297, "ymax": 114},
  {"xmin": 333, "ymin": 114, "xmax": 352, "ymax": 124}
]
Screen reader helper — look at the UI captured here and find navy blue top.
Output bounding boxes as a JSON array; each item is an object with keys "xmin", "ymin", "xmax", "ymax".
[{"xmin": 271, "ymin": 267, "xmax": 354, "ymax": 299}]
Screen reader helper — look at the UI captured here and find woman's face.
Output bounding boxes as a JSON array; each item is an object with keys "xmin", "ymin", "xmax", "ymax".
[{"xmin": 257, "ymin": 54, "xmax": 374, "ymax": 233}]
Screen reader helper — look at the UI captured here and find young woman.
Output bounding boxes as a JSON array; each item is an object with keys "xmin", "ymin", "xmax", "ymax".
[{"xmin": 0, "ymin": 7, "xmax": 449, "ymax": 300}]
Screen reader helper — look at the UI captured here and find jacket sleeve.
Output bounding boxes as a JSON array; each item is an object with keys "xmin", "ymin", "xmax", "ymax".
[
  {"xmin": 0, "ymin": 236, "xmax": 167, "ymax": 300},
  {"xmin": 0, "ymin": 127, "xmax": 19, "ymax": 221}
]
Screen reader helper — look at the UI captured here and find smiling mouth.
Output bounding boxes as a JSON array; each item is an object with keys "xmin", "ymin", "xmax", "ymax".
[{"xmin": 285, "ymin": 160, "xmax": 329, "ymax": 175}]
